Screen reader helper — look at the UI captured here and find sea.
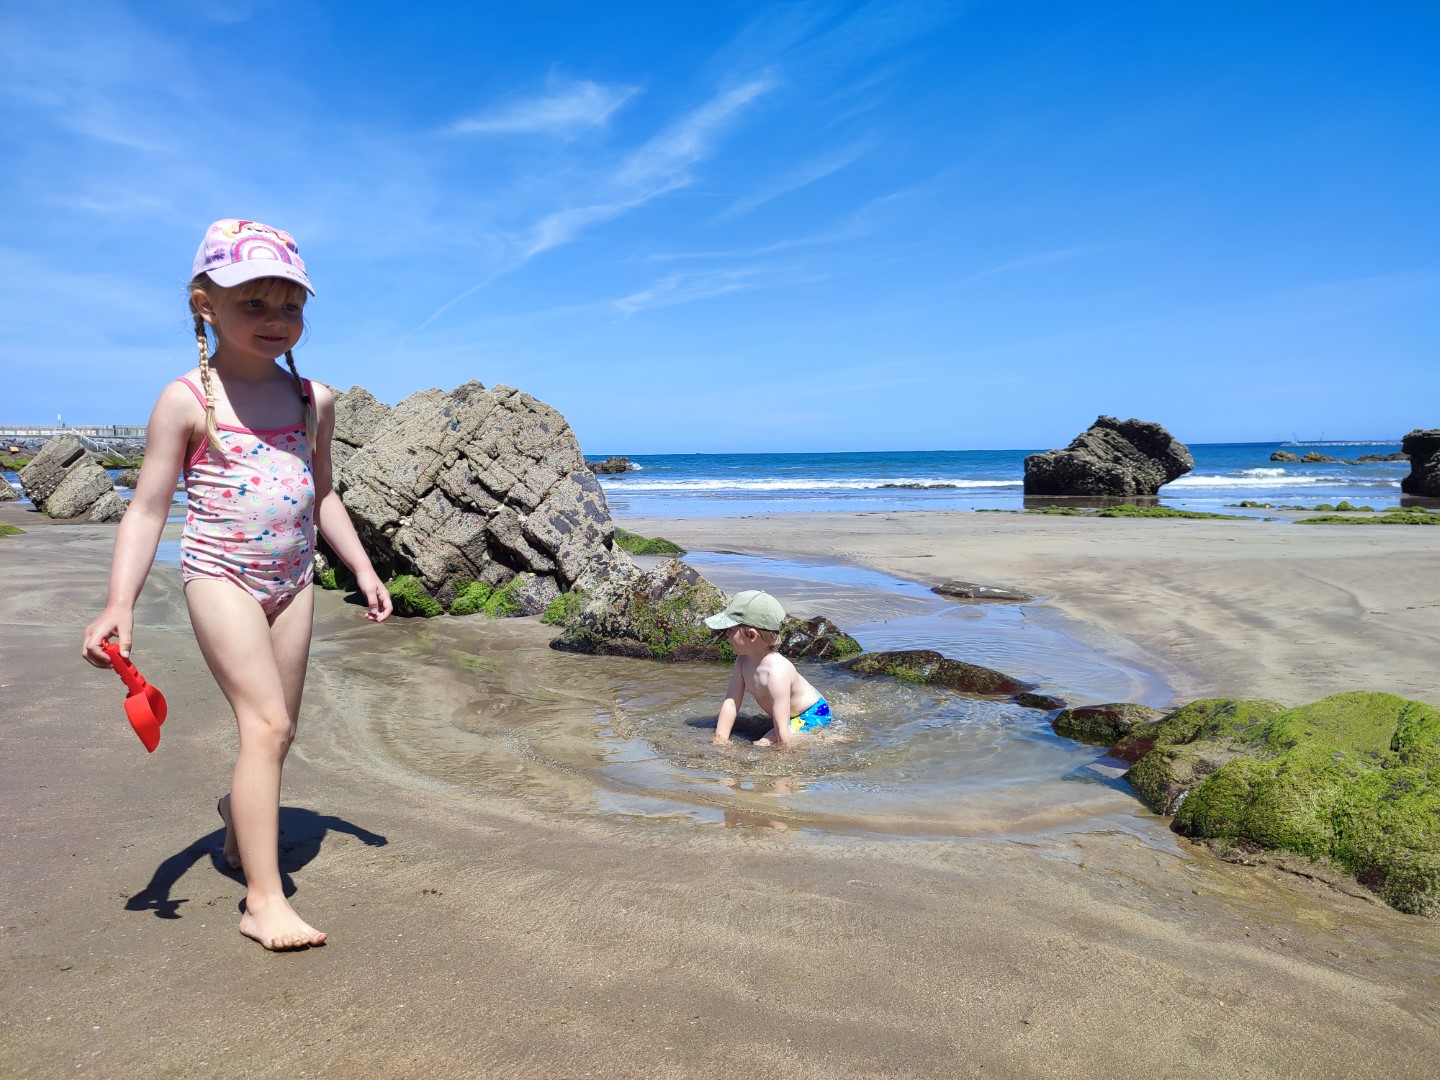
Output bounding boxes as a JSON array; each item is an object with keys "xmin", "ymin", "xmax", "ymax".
[
  {"xmin": 592, "ymin": 442, "xmax": 1416, "ymax": 519},
  {"xmin": 2, "ymin": 441, "xmax": 1416, "ymax": 519}
]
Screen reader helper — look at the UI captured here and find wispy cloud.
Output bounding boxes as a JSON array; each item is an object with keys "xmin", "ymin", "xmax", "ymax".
[
  {"xmin": 720, "ymin": 139, "xmax": 874, "ymax": 220},
  {"xmin": 613, "ymin": 269, "xmax": 764, "ymax": 314},
  {"xmin": 448, "ymin": 77, "xmax": 639, "ymax": 137},
  {"xmin": 613, "ymin": 74, "xmax": 778, "ymax": 189}
]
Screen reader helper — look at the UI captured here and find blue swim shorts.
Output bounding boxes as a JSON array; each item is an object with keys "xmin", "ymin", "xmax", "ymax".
[{"xmin": 788, "ymin": 696, "xmax": 832, "ymax": 734}]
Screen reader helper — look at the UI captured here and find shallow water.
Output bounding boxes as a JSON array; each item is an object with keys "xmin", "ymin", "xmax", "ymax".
[{"xmin": 309, "ymin": 548, "xmax": 1177, "ymax": 845}]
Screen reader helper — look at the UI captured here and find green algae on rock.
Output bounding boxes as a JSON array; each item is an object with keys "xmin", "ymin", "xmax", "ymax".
[
  {"xmin": 388, "ymin": 574, "xmax": 444, "ymax": 618},
  {"xmin": 613, "ymin": 528, "xmax": 687, "ymax": 556},
  {"xmin": 1120, "ymin": 692, "xmax": 1440, "ymax": 916},
  {"xmin": 841, "ymin": 649, "xmax": 1031, "ymax": 697},
  {"xmin": 1052, "ymin": 702, "xmax": 1164, "ymax": 746},
  {"xmin": 550, "ymin": 559, "xmax": 730, "ymax": 661}
]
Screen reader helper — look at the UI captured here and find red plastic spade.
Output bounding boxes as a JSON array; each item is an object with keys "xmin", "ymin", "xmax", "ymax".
[{"xmin": 103, "ymin": 641, "xmax": 168, "ymax": 752}]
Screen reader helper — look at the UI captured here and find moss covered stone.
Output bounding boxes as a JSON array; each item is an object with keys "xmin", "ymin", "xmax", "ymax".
[
  {"xmin": 449, "ymin": 580, "xmax": 493, "ymax": 616},
  {"xmin": 841, "ymin": 649, "xmax": 1031, "ymax": 697},
  {"xmin": 0, "ymin": 524, "xmax": 23, "ymax": 538},
  {"xmin": 1051, "ymin": 702, "xmax": 1164, "ymax": 746},
  {"xmin": 388, "ymin": 574, "xmax": 443, "ymax": 618},
  {"xmin": 1135, "ymin": 692, "xmax": 1440, "ymax": 916},
  {"xmin": 613, "ymin": 528, "xmax": 687, "ymax": 556},
  {"xmin": 541, "ymin": 590, "xmax": 586, "ymax": 626}
]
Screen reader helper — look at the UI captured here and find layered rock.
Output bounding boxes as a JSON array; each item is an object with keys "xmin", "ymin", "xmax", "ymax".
[
  {"xmin": 335, "ymin": 381, "xmax": 619, "ymax": 612},
  {"xmin": 1400, "ymin": 429, "xmax": 1440, "ymax": 497},
  {"xmin": 1024, "ymin": 416, "xmax": 1193, "ymax": 497},
  {"xmin": 0, "ymin": 479, "xmax": 16, "ymax": 503},
  {"xmin": 330, "ymin": 384, "xmax": 393, "ymax": 473},
  {"xmin": 18, "ymin": 434, "xmax": 126, "ymax": 521}
]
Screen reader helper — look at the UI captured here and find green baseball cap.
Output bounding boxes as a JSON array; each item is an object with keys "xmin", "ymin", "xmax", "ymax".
[{"xmin": 704, "ymin": 589, "xmax": 786, "ymax": 633}]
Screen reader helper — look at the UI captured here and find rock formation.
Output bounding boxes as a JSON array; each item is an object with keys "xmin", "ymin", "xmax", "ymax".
[
  {"xmin": 841, "ymin": 649, "xmax": 1032, "ymax": 698},
  {"xmin": 329, "ymin": 384, "xmax": 393, "ymax": 473},
  {"xmin": 586, "ymin": 456, "xmax": 636, "ymax": 474},
  {"xmin": 1050, "ymin": 692, "xmax": 1440, "ymax": 917},
  {"xmin": 548, "ymin": 560, "xmax": 862, "ymax": 662},
  {"xmin": 334, "ymin": 381, "xmax": 620, "ymax": 613},
  {"xmin": 1400, "ymin": 429, "xmax": 1440, "ymax": 497},
  {"xmin": 17, "ymin": 434, "xmax": 126, "ymax": 521},
  {"xmin": 1024, "ymin": 416, "xmax": 1193, "ymax": 497},
  {"xmin": 0, "ymin": 479, "xmax": 16, "ymax": 502}
]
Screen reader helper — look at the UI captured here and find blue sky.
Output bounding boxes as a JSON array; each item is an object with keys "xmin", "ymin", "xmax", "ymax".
[{"xmin": 3, "ymin": 1, "xmax": 1437, "ymax": 453}]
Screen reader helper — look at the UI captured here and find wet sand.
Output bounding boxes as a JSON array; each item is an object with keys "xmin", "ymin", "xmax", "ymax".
[{"xmin": 2, "ymin": 503, "xmax": 1438, "ymax": 1078}]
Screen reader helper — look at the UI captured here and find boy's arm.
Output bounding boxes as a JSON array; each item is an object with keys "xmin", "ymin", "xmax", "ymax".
[
  {"xmin": 310, "ymin": 383, "xmax": 392, "ymax": 622},
  {"xmin": 713, "ymin": 665, "xmax": 745, "ymax": 743}
]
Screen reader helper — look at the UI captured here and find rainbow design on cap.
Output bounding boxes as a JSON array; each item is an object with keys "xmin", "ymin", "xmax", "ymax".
[{"xmin": 194, "ymin": 218, "xmax": 313, "ymax": 293}]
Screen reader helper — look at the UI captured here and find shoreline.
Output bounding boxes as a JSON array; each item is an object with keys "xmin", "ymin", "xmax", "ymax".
[{"xmin": 3, "ymin": 505, "xmax": 1439, "ymax": 1077}]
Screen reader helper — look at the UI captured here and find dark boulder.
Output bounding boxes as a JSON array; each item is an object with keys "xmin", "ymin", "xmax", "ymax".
[
  {"xmin": 1052, "ymin": 702, "xmax": 1165, "ymax": 747},
  {"xmin": 1024, "ymin": 416, "xmax": 1193, "ymax": 497},
  {"xmin": 932, "ymin": 580, "xmax": 1034, "ymax": 602},
  {"xmin": 1400, "ymin": 429, "xmax": 1440, "ymax": 497},
  {"xmin": 1270, "ymin": 450, "xmax": 1302, "ymax": 463},
  {"xmin": 586, "ymin": 456, "xmax": 636, "ymax": 474}
]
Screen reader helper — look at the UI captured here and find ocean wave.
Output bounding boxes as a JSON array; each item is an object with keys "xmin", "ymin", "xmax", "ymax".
[
  {"xmin": 598, "ymin": 477, "xmax": 1020, "ymax": 493},
  {"xmin": 1165, "ymin": 473, "xmax": 1397, "ymax": 490}
]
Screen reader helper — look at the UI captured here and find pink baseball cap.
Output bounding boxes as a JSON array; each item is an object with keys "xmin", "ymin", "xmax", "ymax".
[{"xmin": 192, "ymin": 219, "xmax": 315, "ymax": 294}]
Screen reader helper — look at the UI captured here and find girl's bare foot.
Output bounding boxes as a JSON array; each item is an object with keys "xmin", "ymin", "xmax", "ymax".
[
  {"xmin": 215, "ymin": 794, "xmax": 243, "ymax": 871},
  {"xmin": 239, "ymin": 897, "xmax": 327, "ymax": 950}
]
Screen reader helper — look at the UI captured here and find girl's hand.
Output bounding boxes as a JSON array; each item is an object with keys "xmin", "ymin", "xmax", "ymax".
[
  {"xmin": 82, "ymin": 605, "xmax": 134, "ymax": 667},
  {"xmin": 355, "ymin": 571, "xmax": 393, "ymax": 623}
]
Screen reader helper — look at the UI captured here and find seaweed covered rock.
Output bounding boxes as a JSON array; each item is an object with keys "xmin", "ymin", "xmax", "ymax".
[
  {"xmin": 1052, "ymin": 702, "xmax": 1165, "ymax": 746},
  {"xmin": 1023, "ymin": 416, "xmax": 1193, "ymax": 497},
  {"xmin": 841, "ymin": 649, "xmax": 1031, "ymax": 698},
  {"xmin": 1126, "ymin": 692, "xmax": 1440, "ymax": 916},
  {"xmin": 18, "ymin": 434, "xmax": 123, "ymax": 520},
  {"xmin": 1399, "ymin": 429, "xmax": 1440, "ymax": 497},
  {"xmin": 777, "ymin": 616, "xmax": 861, "ymax": 661},
  {"xmin": 1116, "ymin": 698, "xmax": 1286, "ymax": 814},
  {"xmin": 549, "ymin": 558, "xmax": 728, "ymax": 661}
]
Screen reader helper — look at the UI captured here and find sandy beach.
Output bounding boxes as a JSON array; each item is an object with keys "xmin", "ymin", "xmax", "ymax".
[{"xmin": 2, "ymin": 503, "xmax": 1438, "ymax": 1079}]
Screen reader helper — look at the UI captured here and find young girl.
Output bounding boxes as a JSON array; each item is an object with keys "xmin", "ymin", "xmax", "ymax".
[{"xmin": 82, "ymin": 219, "xmax": 393, "ymax": 951}]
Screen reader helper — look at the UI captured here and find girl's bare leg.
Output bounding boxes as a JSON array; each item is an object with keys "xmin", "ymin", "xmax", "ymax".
[{"xmin": 186, "ymin": 580, "xmax": 321, "ymax": 950}]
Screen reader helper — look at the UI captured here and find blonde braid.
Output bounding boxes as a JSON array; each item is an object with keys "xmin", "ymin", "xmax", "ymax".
[
  {"xmin": 285, "ymin": 350, "xmax": 317, "ymax": 450},
  {"xmin": 193, "ymin": 310, "xmax": 225, "ymax": 456}
]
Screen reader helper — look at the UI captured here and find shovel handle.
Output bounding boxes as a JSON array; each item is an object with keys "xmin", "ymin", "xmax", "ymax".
[{"xmin": 102, "ymin": 641, "xmax": 148, "ymax": 695}]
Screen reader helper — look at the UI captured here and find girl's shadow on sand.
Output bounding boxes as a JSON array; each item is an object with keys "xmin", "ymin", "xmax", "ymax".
[{"xmin": 124, "ymin": 807, "xmax": 386, "ymax": 920}]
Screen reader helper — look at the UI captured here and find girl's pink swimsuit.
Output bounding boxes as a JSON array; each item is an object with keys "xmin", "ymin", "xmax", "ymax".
[{"xmin": 177, "ymin": 377, "xmax": 316, "ymax": 614}]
